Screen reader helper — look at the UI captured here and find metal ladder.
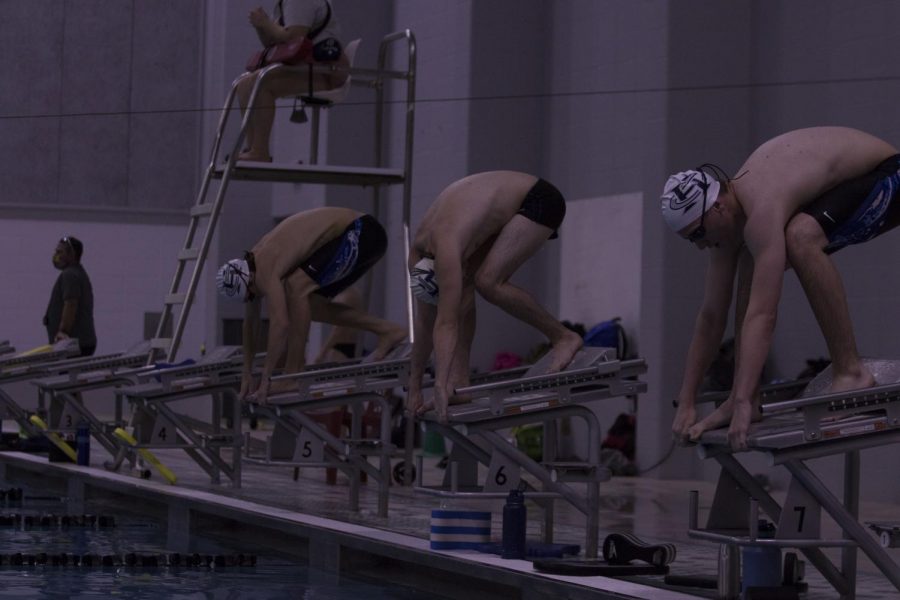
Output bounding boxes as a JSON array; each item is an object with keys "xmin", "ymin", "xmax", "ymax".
[{"xmin": 147, "ymin": 30, "xmax": 417, "ymax": 364}]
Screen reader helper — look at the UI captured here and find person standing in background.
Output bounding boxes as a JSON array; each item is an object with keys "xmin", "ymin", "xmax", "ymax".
[{"xmin": 44, "ymin": 236, "xmax": 97, "ymax": 357}]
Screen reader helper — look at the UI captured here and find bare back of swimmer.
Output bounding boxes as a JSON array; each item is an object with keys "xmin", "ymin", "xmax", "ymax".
[
  {"xmin": 216, "ymin": 207, "xmax": 406, "ymax": 404},
  {"xmin": 406, "ymin": 170, "xmax": 583, "ymax": 422}
]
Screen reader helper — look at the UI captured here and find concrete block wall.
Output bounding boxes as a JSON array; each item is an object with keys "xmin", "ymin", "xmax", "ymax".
[{"xmin": 0, "ymin": 0, "xmax": 203, "ymax": 209}]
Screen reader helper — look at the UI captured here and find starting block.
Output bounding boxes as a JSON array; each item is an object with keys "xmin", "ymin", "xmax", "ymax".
[
  {"xmin": 0, "ymin": 339, "xmax": 80, "ymax": 367},
  {"xmin": 692, "ymin": 357, "xmax": 900, "ymax": 596},
  {"xmin": 0, "ymin": 339, "xmax": 117, "ymax": 440},
  {"xmin": 450, "ymin": 347, "xmax": 644, "ymax": 419},
  {"xmin": 112, "ymin": 427, "xmax": 177, "ymax": 484},
  {"xmin": 107, "ymin": 346, "xmax": 248, "ymax": 487},
  {"xmin": 418, "ymin": 347, "xmax": 647, "ymax": 558},
  {"xmin": 28, "ymin": 341, "xmax": 154, "ymax": 460},
  {"xmin": 244, "ymin": 343, "xmax": 412, "ymax": 517}
]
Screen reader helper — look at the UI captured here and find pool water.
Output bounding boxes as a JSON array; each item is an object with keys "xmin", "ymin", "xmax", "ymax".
[
  {"xmin": 0, "ymin": 567, "xmax": 442, "ymax": 599},
  {"xmin": 0, "ymin": 487, "xmax": 444, "ymax": 600}
]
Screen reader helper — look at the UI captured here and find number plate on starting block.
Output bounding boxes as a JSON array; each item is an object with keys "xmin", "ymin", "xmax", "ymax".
[
  {"xmin": 293, "ymin": 428, "xmax": 325, "ymax": 463},
  {"xmin": 483, "ymin": 452, "xmax": 520, "ymax": 492}
]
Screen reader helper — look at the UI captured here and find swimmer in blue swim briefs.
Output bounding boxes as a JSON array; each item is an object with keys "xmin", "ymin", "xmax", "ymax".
[{"xmin": 660, "ymin": 126, "xmax": 900, "ymax": 451}]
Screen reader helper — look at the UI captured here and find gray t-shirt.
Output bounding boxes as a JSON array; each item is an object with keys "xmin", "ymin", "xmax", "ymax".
[
  {"xmin": 275, "ymin": 0, "xmax": 341, "ymax": 43},
  {"xmin": 44, "ymin": 264, "xmax": 96, "ymax": 353}
]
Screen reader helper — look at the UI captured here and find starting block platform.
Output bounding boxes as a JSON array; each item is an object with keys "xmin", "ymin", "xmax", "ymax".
[
  {"xmin": 418, "ymin": 347, "xmax": 647, "ymax": 558},
  {"xmin": 692, "ymin": 358, "xmax": 900, "ymax": 597},
  {"xmin": 0, "ymin": 339, "xmax": 114, "ymax": 438},
  {"xmin": 16, "ymin": 340, "xmax": 413, "ymax": 515},
  {"xmin": 697, "ymin": 377, "xmax": 813, "ymax": 408},
  {"xmin": 244, "ymin": 343, "xmax": 412, "ymax": 518},
  {"xmin": 107, "ymin": 346, "xmax": 248, "ymax": 487},
  {"xmin": 28, "ymin": 341, "xmax": 154, "ymax": 459},
  {"xmin": 0, "ymin": 339, "xmax": 81, "ymax": 371}
]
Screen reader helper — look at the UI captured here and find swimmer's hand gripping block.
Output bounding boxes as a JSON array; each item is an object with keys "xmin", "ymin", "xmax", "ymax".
[
  {"xmin": 29, "ymin": 415, "xmax": 77, "ymax": 462},
  {"xmin": 112, "ymin": 428, "xmax": 177, "ymax": 484}
]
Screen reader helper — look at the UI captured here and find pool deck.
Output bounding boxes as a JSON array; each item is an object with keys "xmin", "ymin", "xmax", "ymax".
[{"xmin": 0, "ymin": 444, "xmax": 897, "ymax": 600}]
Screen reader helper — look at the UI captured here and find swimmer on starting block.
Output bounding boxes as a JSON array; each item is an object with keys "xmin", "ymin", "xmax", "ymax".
[
  {"xmin": 662, "ymin": 126, "xmax": 900, "ymax": 450},
  {"xmin": 216, "ymin": 207, "xmax": 407, "ymax": 404},
  {"xmin": 406, "ymin": 171, "xmax": 584, "ymax": 423}
]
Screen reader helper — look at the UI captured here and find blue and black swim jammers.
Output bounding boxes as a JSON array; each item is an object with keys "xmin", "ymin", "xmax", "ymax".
[
  {"xmin": 300, "ymin": 215, "xmax": 387, "ymax": 298},
  {"xmin": 802, "ymin": 154, "xmax": 900, "ymax": 254}
]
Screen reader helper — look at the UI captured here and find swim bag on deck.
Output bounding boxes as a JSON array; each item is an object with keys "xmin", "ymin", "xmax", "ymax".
[{"xmin": 584, "ymin": 317, "xmax": 628, "ymax": 359}]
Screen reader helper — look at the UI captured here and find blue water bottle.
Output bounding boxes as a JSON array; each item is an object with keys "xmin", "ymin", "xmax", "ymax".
[
  {"xmin": 742, "ymin": 520, "xmax": 782, "ymax": 591},
  {"xmin": 501, "ymin": 486, "xmax": 527, "ymax": 559},
  {"xmin": 76, "ymin": 422, "xmax": 90, "ymax": 466}
]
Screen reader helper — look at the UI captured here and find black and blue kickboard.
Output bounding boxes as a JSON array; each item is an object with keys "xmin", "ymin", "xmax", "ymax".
[
  {"xmin": 476, "ymin": 542, "xmax": 580, "ymax": 559},
  {"xmin": 532, "ymin": 557, "xmax": 669, "ymax": 576}
]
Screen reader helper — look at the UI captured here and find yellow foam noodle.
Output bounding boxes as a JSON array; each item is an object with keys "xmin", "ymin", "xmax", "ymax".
[
  {"xmin": 112, "ymin": 428, "xmax": 177, "ymax": 484},
  {"xmin": 29, "ymin": 415, "xmax": 77, "ymax": 462}
]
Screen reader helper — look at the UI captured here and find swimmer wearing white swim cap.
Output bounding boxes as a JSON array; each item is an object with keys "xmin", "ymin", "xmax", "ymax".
[
  {"xmin": 407, "ymin": 171, "xmax": 584, "ymax": 424},
  {"xmin": 216, "ymin": 207, "xmax": 406, "ymax": 405},
  {"xmin": 662, "ymin": 127, "xmax": 896, "ymax": 452}
]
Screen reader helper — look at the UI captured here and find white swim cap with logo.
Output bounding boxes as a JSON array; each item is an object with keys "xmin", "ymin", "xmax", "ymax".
[
  {"xmin": 660, "ymin": 169, "xmax": 720, "ymax": 232},
  {"xmin": 215, "ymin": 258, "xmax": 250, "ymax": 302},
  {"xmin": 409, "ymin": 257, "xmax": 439, "ymax": 305}
]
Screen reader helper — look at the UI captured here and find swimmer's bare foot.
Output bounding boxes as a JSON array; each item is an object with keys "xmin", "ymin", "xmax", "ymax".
[
  {"xmin": 371, "ymin": 326, "xmax": 408, "ymax": 360},
  {"xmin": 237, "ymin": 150, "xmax": 273, "ymax": 162},
  {"xmin": 829, "ymin": 365, "xmax": 876, "ymax": 394},
  {"xmin": 546, "ymin": 330, "xmax": 584, "ymax": 373}
]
